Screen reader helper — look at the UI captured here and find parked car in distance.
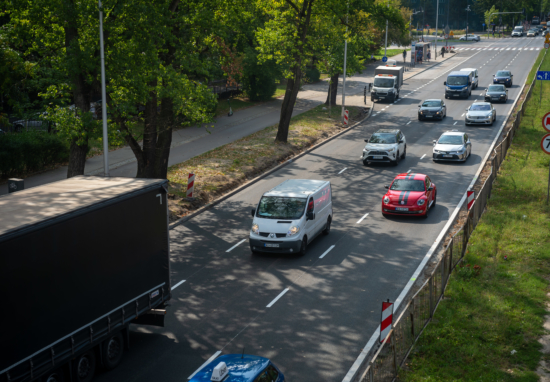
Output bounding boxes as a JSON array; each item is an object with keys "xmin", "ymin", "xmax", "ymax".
[
  {"xmin": 10, "ymin": 112, "xmax": 51, "ymax": 133},
  {"xmin": 493, "ymin": 70, "xmax": 513, "ymax": 87},
  {"xmin": 484, "ymin": 84, "xmax": 508, "ymax": 103},
  {"xmin": 459, "ymin": 34, "xmax": 480, "ymax": 41},
  {"xmin": 385, "ymin": 59, "xmax": 397, "ymax": 67},
  {"xmin": 362, "ymin": 129, "xmax": 407, "ymax": 166},
  {"xmin": 418, "ymin": 99, "xmax": 447, "ymax": 121},
  {"xmin": 465, "ymin": 102, "xmax": 496, "ymax": 126},
  {"xmin": 433, "ymin": 130, "xmax": 471, "ymax": 162}
]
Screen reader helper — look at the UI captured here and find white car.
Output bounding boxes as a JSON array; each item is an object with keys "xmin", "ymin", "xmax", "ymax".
[
  {"xmin": 433, "ymin": 130, "xmax": 471, "ymax": 161},
  {"xmin": 362, "ymin": 128, "xmax": 407, "ymax": 166},
  {"xmin": 459, "ymin": 34, "xmax": 480, "ymax": 41},
  {"xmin": 385, "ymin": 59, "xmax": 397, "ymax": 67},
  {"xmin": 465, "ymin": 102, "xmax": 496, "ymax": 126}
]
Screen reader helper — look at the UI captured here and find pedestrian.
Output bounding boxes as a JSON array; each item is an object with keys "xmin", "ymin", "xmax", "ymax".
[
  {"xmin": 402, "ymin": 49, "xmax": 407, "ymax": 63},
  {"xmin": 427, "ymin": 50, "xmax": 431, "ymax": 62},
  {"xmin": 370, "ymin": 53, "xmax": 376, "ymax": 62},
  {"xmin": 441, "ymin": 46, "xmax": 445, "ymax": 58}
]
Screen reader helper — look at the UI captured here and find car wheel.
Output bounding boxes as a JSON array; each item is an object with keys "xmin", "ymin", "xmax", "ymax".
[
  {"xmin": 299, "ymin": 237, "xmax": 308, "ymax": 256},
  {"xmin": 323, "ymin": 217, "xmax": 331, "ymax": 235},
  {"xmin": 362, "ymin": 159, "xmax": 369, "ymax": 166},
  {"xmin": 432, "ymin": 191, "xmax": 437, "ymax": 207},
  {"xmin": 401, "ymin": 146, "xmax": 406, "ymax": 159},
  {"xmin": 422, "ymin": 205, "xmax": 429, "ymax": 219},
  {"xmin": 393, "ymin": 152, "xmax": 400, "ymax": 166},
  {"xmin": 418, "ymin": 115, "xmax": 422, "ymax": 121}
]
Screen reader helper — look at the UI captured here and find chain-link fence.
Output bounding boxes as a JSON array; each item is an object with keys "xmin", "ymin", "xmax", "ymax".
[{"xmin": 354, "ymin": 49, "xmax": 547, "ymax": 382}]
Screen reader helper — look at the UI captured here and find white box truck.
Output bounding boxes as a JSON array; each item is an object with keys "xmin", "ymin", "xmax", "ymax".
[{"xmin": 371, "ymin": 66, "xmax": 405, "ymax": 103}]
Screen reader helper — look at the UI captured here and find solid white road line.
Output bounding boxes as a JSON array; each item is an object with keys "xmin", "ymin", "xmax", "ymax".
[
  {"xmin": 420, "ymin": 154, "xmax": 426, "ymax": 159},
  {"xmin": 356, "ymin": 213, "xmax": 369, "ymax": 224},
  {"xmin": 461, "ymin": 113, "xmax": 465, "ymax": 117},
  {"xmin": 319, "ymin": 245, "xmax": 336, "ymax": 259},
  {"xmin": 406, "ymin": 121, "xmax": 411, "ymax": 125},
  {"xmin": 406, "ymin": 169, "xmax": 411, "ymax": 173},
  {"xmin": 338, "ymin": 168, "xmax": 348, "ymax": 174},
  {"xmin": 453, "ymin": 121, "xmax": 458, "ymax": 125},
  {"xmin": 226, "ymin": 239, "xmax": 246, "ymax": 253},
  {"xmin": 188, "ymin": 351, "xmax": 222, "ymax": 380},
  {"xmin": 266, "ymin": 288, "xmax": 290, "ymax": 308},
  {"xmin": 171, "ymin": 280, "xmax": 186, "ymax": 291}
]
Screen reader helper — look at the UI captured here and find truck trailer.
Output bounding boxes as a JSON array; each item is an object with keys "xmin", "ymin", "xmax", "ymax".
[
  {"xmin": 0, "ymin": 176, "xmax": 171, "ymax": 382},
  {"xmin": 371, "ymin": 66, "xmax": 405, "ymax": 102}
]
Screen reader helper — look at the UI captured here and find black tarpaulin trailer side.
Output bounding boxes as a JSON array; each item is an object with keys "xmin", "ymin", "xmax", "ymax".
[{"xmin": 0, "ymin": 176, "xmax": 171, "ymax": 378}]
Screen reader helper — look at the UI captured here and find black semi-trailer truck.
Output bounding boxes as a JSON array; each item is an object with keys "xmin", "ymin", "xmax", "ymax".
[{"xmin": 0, "ymin": 176, "xmax": 171, "ymax": 382}]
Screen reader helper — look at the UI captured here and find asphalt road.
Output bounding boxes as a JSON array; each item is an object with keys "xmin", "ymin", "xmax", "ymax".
[{"xmin": 95, "ymin": 36, "xmax": 542, "ymax": 382}]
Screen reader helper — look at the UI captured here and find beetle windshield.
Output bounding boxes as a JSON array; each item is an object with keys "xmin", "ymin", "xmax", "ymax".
[
  {"xmin": 438, "ymin": 135, "xmax": 464, "ymax": 145},
  {"xmin": 369, "ymin": 133, "xmax": 397, "ymax": 144},
  {"xmin": 446, "ymin": 76, "xmax": 468, "ymax": 85},
  {"xmin": 390, "ymin": 180, "xmax": 425, "ymax": 191},
  {"xmin": 257, "ymin": 197, "xmax": 306, "ymax": 219}
]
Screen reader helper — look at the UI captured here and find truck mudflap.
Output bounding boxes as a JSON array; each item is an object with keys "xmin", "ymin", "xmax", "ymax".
[{"xmin": 132, "ymin": 308, "xmax": 167, "ymax": 327}]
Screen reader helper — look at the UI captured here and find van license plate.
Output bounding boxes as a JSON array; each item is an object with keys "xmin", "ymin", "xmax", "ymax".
[
  {"xmin": 396, "ymin": 207, "xmax": 409, "ymax": 211},
  {"xmin": 265, "ymin": 243, "xmax": 279, "ymax": 248},
  {"xmin": 373, "ymin": 156, "xmax": 383, "ymax": 159}
]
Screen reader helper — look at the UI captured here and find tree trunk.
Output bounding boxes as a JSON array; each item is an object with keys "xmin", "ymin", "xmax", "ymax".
[
  {"xmin": 67, "ymin": 139, "xmax": 88, "ymax": 177},
  {"xmin": 275, "ymin": 67, "xmax": 302, "ymax": 143},
  {"xmin": 325, "ymin": 73, "xmax": 339, "ymax": 106}
]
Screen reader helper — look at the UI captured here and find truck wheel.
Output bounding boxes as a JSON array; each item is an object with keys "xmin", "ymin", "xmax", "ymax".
[
  {"xmin": 42, "ymin": 369, "xmax": 65, "ymax": 382},
  {"xmin": 102, "ymin": 332, "xmax": 124, "ymax": 370},
  {"xmin": 72, "ymin": 351, "xmax": 96, "ymax": 382}
]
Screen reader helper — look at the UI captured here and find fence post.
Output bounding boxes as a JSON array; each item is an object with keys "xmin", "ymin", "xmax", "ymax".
[
  {"xmin": 429, "ymin": 276, "xmax": 434, "ymax": 318},
  {"xmin": 441, "ymin": 255, "xmax": 445, "ymax": 296},
  {"xmin": 449, "ymin": 237, "xmax": 453, "ymax": 273},
  {"xmin": 392, "ymin": 333, "xmax": 398, "ymax": 377}
]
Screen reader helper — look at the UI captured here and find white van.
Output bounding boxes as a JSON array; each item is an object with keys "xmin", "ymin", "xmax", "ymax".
[
  {"xmin": 460, "ymin": 68, "xmax": 479, "ymax": 89},
  {"xmin": 249, "ymin": 179, "xmax": 333, "ymax": 255}
]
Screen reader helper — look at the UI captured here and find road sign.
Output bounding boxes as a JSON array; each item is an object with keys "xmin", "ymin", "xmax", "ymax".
[
  {"xmin": 546, "ymin": 43, "xmax": 550, "ymax": 49},
  {"xmin": 445, "ymin": 25, "xmax": 450, "ymax": 35},
  {"xmin": 541, "ymin": 133, "xmax": 550, "ymax": 155},
  {"xmin": 545, "ymin": 35, "xmax": 550, "ymax": 44},
  {"xmin": 382, "ymin": 56, "xmax": 388, "ymax": 63},
  {"xmin": 543, "ymin": 112, "xmax": 550, "ymax": 132},
  {"xmin": 450, "ymin": 31, "xmax": 454, "ymax": 36},
  {"xmin": 467, "ymin": 191, "xmax": 475, "ymax": 210},
  {"xmin": 537, "ymin": 71, "xmax": 550, "ymax": 80},
  {"xmin": 482, "ymin": 23, "xmax": 486, "ymax": 27}
]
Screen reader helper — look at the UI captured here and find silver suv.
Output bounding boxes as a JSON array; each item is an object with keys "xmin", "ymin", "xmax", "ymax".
[{"xmin": 362, "ymin": 129, "xmax": 407, "ymax": 166}]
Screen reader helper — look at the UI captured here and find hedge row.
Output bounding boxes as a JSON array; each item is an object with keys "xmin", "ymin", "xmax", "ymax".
[{"xmin": 0, "ymin": 132, "xmax": 69, "ymax": 178}]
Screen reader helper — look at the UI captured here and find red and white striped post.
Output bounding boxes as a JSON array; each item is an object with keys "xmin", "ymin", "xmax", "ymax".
[
  {"xmin": 467, "ymin": 190, "xmax": 475, "ymax": 210},
  {"xmin": 186, "ymin": 173, "xmax": 195, "ymax": 198},
  {"xmin": 343, "ymin": 110, "xmax": 349, "ymax": 126},
  {"xmin": 380, "ymin": 299, "xmax": 394, "ymax": 344}
]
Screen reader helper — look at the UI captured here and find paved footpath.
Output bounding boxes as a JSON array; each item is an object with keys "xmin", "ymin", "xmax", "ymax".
[{"xmin": 0, "ymin": 50, "xmax": 455, "ymax": 195}]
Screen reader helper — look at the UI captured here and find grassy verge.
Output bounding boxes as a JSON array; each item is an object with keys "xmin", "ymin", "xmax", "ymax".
[
  {"xmin": 166, "ymin": 104, "xmax": 364, "ymax": 221},
  {"xmin": 372, "ymin": 48, "xmax": 410, "ymax": 60},
  {"xmin": 399, "ymin": 51, "xmax": 550, "ymax": 381}
]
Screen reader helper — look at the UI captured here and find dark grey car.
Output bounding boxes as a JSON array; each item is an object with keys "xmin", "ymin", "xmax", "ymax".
[
  {"xmin": 484, "ymin": 85, "xmax": 508, "ymax": 103},
  {"xmin": 418, "ymin": 99, "xmax": 447, "ymax": 121}
]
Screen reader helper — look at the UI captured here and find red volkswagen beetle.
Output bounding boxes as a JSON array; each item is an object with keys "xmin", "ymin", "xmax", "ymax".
[{"xmin": 382, "ymin": 173, "xmax": 437, "ymax": 218}]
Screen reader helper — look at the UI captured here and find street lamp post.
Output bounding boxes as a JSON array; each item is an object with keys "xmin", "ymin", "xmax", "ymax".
[
  {"xmin": 99, "ymin": 0, "xmax": 109, "ymax": 177},
  {"xmin": 342, "ymin": 0, "xmax": 349, "ymax": 123},
  {"xmin": 466, "ymin": 5, "xmax": 471, "ymax": 41},
  {"xmin": 384, "ymin": 2, "xmax": 389, "ymax": 57},
  {"xmin": 435, "ymin": 0, "xmax": 440, "ymax": 59}
]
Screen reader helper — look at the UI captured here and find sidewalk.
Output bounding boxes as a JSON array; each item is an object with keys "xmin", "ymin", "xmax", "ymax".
[{"xmin": 0, "ymin": 50, "xmax": 455, "ymax": 195}]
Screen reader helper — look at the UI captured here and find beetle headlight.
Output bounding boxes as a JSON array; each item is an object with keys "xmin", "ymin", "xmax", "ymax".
[
  {"xmin": 251, "ymin": 223, "xmax": 259, "ymax": 234},
  {"xmin": 383, "ymin": 196, "xmax": 390, "ymax": 204},
  {"xmin": 287, "ymin": 226, "xmax": 300, "ymax": 237},
  {"xmin": 417, "ymin": 199, "xmax": 426, "ymax": 206}
]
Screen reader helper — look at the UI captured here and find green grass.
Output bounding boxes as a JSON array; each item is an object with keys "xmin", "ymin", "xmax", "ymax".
[
  {"xmin": 372, "ymin": 48, "xmax": 410, "ymax": 60},
  {"xmin": 400, "ymin": 50, "xmax": 550, "ymax": 381},
  {"xmin": 274, "ymin": 84, "xmax": 287, "ymax": 98}
]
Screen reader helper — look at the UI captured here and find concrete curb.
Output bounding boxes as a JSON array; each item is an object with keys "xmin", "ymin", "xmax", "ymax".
[{"xmin": 169, "ymin": 106, "xmax": 374, "ymax": 230}]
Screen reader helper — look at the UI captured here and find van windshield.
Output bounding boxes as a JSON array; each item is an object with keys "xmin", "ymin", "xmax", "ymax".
[
  {"xmin": 257, "ymin": 197, "xmax": 307, "ymax": 219},
  {"xmin": 374, "ymin": 78, "xmax": 395, "ymax": 87},
  {"xmin": 447, "ymin": 76, "xmax": 468, "ymax": 85}
]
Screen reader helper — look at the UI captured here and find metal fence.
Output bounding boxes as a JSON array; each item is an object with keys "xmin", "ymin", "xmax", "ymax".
[{"xmin": 355, "ymin": 49, "xmax": 547, "ymax": 382}]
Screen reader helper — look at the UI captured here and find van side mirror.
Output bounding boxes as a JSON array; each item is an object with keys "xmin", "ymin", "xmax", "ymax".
[
  {"xmin": 251, "ymin": 209, "xmax": 256, "ymax": 217},
  {"xmin": 306, "ymin": 211, "xmax": 315, "ymax": 220},
  {"xmin": 443, "ymin": 81, "xmax": 447, "ymax": 85}
]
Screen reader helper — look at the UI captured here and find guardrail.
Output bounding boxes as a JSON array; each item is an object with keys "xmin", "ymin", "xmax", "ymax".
[{"xmin": 354, "ymin": 49, "xmax": 547, "ymax": 382}]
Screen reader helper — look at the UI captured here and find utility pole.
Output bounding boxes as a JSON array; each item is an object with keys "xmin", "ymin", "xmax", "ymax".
[
  {"xmin": 99, "ymin": 0, "xmax": 109, "ymax": 177},
  {"xmin": 435, "ymin": 0, "xmax": 440, "ymax": 59},
  {"xmin": 466, "ymin": 4, "xmax": 471, "ymax": 41},
  {"xmin": 384, "ymin": 2, "xmax": 389, "ymax": 57},
  {"xmin": 342, "ymin": 0, "xmax": 349, "ymax": 123},
  {"xmin": 422, "ymin": 5, "xmax": 425, "ymax": 41}
]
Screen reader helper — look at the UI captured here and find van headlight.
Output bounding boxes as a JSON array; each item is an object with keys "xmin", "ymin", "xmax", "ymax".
[
  {"xmin": 287, "ymin": 226, "xmax": 300, "ymax": 237},
  {"xmin": 383, "ymin": 196, "xmax": 390, "ymax": 204},
  {"xmin": 417, "ymin": 199, "xmax": 426, "ymax": 206},
  {"xmin": 251, "ymin": 223, "xmax": 259, "ymax": 234}
]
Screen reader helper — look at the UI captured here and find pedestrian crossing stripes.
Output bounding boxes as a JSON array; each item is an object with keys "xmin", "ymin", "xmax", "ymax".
[{"xmin": 454, "ymin": 46, "xmax": 540, "ymax": 51}]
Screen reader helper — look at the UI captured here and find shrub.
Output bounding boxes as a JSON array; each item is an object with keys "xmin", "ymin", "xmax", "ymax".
[
  {"xmin": 0, "ymin": 131, "xmax": 69, "ymax": 178},
  {"xmin": 241, "ymin": 47, "xmax": 280, "ymax": 101},
  {"xmin": 304, "ymin": 67, "xmax": 321, "ymax": 84}
]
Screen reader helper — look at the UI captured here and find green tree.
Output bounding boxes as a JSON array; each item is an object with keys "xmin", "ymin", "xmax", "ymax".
[{"xmin": 484, "ymin": 5, "xmax": 499, "ymax": 29}]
